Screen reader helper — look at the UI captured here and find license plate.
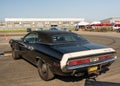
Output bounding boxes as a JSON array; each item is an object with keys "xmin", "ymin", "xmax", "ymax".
[{"xmin": 88, "ymin": 66, "xmax": 98, "ymax": 72}]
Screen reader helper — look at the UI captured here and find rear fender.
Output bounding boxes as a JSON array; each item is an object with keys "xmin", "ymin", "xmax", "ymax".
[{"xmin": 36, "ymin": 56, "xmax": 51, "ymax": 68}]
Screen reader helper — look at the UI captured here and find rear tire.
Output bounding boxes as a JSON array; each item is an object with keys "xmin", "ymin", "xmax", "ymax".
[
  {"xmin": 37, "ymin": 59, "xmax": 54, "ymax": 81},
  {"xmin": 12, "ymin": 48, "xmax": 21, "ymax": 60}
]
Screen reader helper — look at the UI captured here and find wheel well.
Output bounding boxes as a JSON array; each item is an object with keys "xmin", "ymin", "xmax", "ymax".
[
  {"xmin": 36, "ymin": 56, "xmax": 45, "ymax": 67},
  {"xmin": 36, "ymin": 56, "xmax": 44, "ymax": 62},
  {"xmin": 36, "ymin": 56, "xmax": 49, "ymax": 67}
]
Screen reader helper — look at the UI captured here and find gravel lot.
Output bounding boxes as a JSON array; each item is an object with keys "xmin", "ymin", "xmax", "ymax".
[{"xmin": 0, "ymin": 32, "xmax": 120, "ymax": 86}]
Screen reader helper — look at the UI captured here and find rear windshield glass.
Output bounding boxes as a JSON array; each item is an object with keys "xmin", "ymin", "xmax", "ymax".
[{"xmin": 52, "ymin": 34, "xmax": 88, "ymax": 43}]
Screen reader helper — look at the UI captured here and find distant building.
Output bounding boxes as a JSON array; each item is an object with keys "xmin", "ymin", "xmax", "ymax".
[
  {"xmin": 5, "ymin": 18, "xmax": 84, "ymax": 29},
  {"xmin": 101, "ymin": 17, "xmax": 120, "ymax": 24},
  {"xmin": 101, "ymin": 17, "xmax": 120, "ymax": 30}
]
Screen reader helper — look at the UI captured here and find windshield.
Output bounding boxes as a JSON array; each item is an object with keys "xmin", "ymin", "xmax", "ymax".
[{"xmin": 52, "ymin": 34, "xmax": 88, "ymax": 43}]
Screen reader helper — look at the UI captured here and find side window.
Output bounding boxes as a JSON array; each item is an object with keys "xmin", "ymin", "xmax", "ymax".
[{"xmin": 24, "ymin": 33, "xmax": 39, "ymax": 43}]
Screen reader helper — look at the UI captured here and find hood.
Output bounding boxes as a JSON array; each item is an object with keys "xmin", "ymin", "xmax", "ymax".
[{"xmin": 51, "ymin": 42, "xmax": 107, "ymax": 54}]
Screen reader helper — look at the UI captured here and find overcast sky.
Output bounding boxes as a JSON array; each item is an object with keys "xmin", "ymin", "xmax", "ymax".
[{"xmin": 0, "ymin": 0, "xmax": 120, "ymax": 21}]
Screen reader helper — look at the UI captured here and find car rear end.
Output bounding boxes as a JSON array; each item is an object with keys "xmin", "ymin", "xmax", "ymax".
[{"xmin": 60, "ymin": 48, "xmax": 117, "ymax": 77}]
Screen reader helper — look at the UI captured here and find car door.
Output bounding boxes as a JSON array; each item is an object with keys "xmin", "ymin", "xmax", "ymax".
[
  {"xmin": 21, "ymin": 32, "xmax": 39, "ymax": 63},
  {"xmin": 25, "ymin": 33, "xmax": 40, "ymax": 64}
]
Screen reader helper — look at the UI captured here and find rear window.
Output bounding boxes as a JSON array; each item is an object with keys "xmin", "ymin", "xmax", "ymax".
[{"xmin": 52, "ymin": 34, "xmax": 88, "ymax": 43}]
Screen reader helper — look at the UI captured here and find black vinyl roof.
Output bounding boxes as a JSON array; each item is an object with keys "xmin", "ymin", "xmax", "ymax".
[
  {"xmin": 36, "ymin": 30, "xmax": 73, "ymax": 36},
  {"xmin": 32, "ymin": 30, "xmax": 76, "ymax": 44}
]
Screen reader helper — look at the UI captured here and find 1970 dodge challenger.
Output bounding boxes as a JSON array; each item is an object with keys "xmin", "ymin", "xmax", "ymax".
[{"xmin": 9, "ymin": 30, "xmax": 117, "ymax": 81}]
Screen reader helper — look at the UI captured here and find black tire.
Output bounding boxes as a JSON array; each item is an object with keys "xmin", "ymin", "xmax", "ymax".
[
  {"xmin": 12, "ymin": 48, "xmax": 21, "ymax": 60},
  {"xmin": 37, "ymin": 59, "xmax": 54, "ymax": 81}
]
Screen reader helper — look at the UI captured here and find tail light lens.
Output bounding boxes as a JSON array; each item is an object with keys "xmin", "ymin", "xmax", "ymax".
[
  {"xmin": 99, "ymin": 54, "xmax": 114, "ymax": 60},
  {"xmin": 67, "ymin": 54, "xmax": 114, "ymax": 66},
  {"xmin": 68, "ymin": 58, "xmax": 90, "ymax": 66}
]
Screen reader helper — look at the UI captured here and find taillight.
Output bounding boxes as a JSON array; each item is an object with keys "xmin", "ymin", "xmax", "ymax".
[
  {"xmin": 67, "ymin": 54, "xmax": 114, "ymax": 66},
  {"xmin": 99, "ymin": 54, "xmax": 113, "ymax": 60},
  {"xmin": 68, "ymin": 58, "xmax": 90, "ymax": 66}
]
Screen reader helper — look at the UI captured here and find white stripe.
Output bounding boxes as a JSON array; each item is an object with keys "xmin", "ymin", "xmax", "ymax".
[{"xmin": 60, "ymin": 48, "xmax": 115, "ymax": 72}]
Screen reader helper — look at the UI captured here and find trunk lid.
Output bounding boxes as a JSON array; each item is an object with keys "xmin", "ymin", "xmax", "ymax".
[{"xmin": 51, "ymin": 42, "xmax": 107, "ymax": 54}]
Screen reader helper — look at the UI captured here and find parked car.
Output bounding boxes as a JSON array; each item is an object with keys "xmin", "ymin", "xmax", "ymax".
[
  {"xmin": 49, "ymin": 27, "xmax": 59, "ymax": 31},
  {"xmin": 26, "ymin": 28, "xmax": 32, "ymax": 32},
  {"xmin": 116, "ymin": 28, "xmax": 120, "ymax": 32},
  {"xmin": 9, "ymin": 30, "xmax": 117, "ymax": 81}
]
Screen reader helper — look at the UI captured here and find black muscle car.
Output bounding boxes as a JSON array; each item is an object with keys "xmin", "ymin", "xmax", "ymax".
[{"xmin": 9, "ymin": 30, "xmax": 117, "ymax": 81}]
